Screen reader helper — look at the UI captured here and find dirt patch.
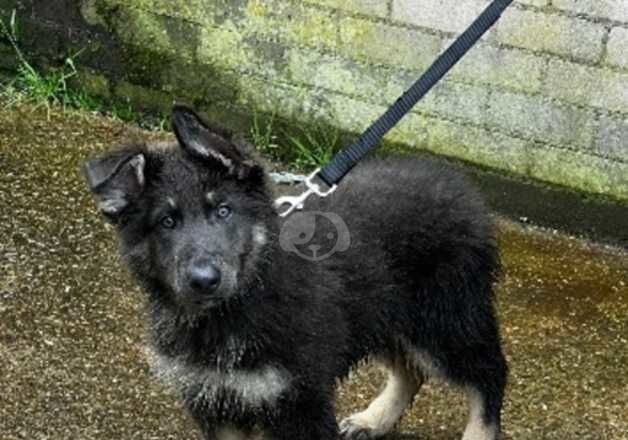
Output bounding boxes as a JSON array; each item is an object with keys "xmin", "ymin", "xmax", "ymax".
[{"xmin": 1, "ymin": 103, "xmax": 626, "ymax": 439}]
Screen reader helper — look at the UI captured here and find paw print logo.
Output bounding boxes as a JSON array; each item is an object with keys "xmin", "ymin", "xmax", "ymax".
[{"xmin": 279, "ymin": 211, "xmax": 350, "ymax": 261}]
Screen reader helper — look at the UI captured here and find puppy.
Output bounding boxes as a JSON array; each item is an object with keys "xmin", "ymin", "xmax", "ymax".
[{"xmin": 84, "ymin": 106, "xmax": 507, "ymax": 440}]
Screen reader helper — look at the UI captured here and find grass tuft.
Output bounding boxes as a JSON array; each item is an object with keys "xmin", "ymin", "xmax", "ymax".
[
  {"xmin": 1, "ymin": 10, "xmax": 343, "ymax": 169},
  {"xmin": 0, "ymin": 10, "xmax": 83, "ymax": 117},
  {"xmin": 282, "ymin": 123, "xmax": 340, "ymax": 170},
  {"xmin": 249, "ymin": 109, "xmax": 343, "ymax": 170},
  {"xmin": 0, "ymin": 10, "xmax": 167, "ymax": 128}
]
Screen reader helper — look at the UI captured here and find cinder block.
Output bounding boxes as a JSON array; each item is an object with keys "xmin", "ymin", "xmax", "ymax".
[
  {"xmin": 237, "ymin": 74, "xmax": 340, "ymax": 124},
  {"xmin": 113, "ymin": 81, "xmax": 173, "ymax": 112},
  {"xmin": 112, "ymin": 6, "xmax": 198, "ymax": 60},
  {"xmin": 197, "ymin": 26, "xmax": 247, "ymax": 71},
  {"xmin": 392, "ymin": 0, "xmax": 490, "ymax": 34},
  {"xmin": 324, "ymin": 103, "xmax": 433, "ymax": 150},
  {"xmin": 543, "ymin": 59, "xmax": 628, "ymax": 115},
  {"xmin": 95, "ymin": 0, "xmax": 227, "ymax": 26},
  {"xmin": 305, "ymin": 0, "xmax": 388, "ymax": 17},
  {"xmin": 593, "ymin": 114, "xmax": 628, "ymax": 161},
  {"xmin": 338, "ymin": 17, "xmax": 443, "ymax": 71},
  {"xmin": 326, "ymin": 93, "xmax": 388, "ymax": 133},
  {"xmin": 495, "ymin": 8, "xmax": 606, "ymax": 62},
  {"xmin": 553, "ymin": 0, "xmax": 628, "ymax": 23},
  {"xmin": 486, "ymin": 90, "xmax": 595, "ymax": 148},
  {"xmin": 197, "ymin": 26, "xmax": 289, "ymax": 80},
  {"xmin": 388, "ymin": 110, "xmax": 430, "ymax": 148},
  {"xmin": 449, "ymin": 41, "xmax": 546, "ymax": 93},
  {"xmin": 287, "ymin": 49, "xmax": 400, "ymax": 104},
  {"xmin": 607, "ymin": 27, "xmax": 628, "ymax": 69},
  {"xmin": 526, "ymin": 144, "xmax": 628, "ymax": 199},
  {"xmin": 416, "ymin": 81, "xmax": 489, "ymax": 124},
  {"xmin": 270, "ymin": 2, "xmax": 340, "ymax": 51},
  {"xmin": 424, "ymin": 117, "xmax": 531, "ymax": 174},
  {"xmin": 237, "ymin": 1, "xmax": 340, "ymax": 51},
  {"xmin": 288, "ymin": 48, "xmax": 489, "ymax": 125},
  {"xmin": 516, "ymin": 0, "xmax": 549, "ymax": 6}
]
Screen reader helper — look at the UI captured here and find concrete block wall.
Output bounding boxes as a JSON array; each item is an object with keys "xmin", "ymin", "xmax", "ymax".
[{"xmin": 1, "ymin": 0, "xmax": 627, "ymax": 201}]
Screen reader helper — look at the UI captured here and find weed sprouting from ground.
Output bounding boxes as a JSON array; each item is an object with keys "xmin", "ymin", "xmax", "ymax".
[
  {"xmin": 282, "ymin": 124, "xmax": 341, "ymax": 170},
  {"xmin": 0, "ymin": 11, "xmax": 84, "ymax": 117},
  {"xmin": 1, "ymin": 10, "xmax": 341, "ymax": 169},
  {"xmin": 250, "ymin": 108, "xmax": 279, "ymax": 156},
  {"xmin": 249, "ymin": 109, "xmax": 343, "ymax": 170},
  {"xmin": 0, "ymin": 11, "xmax": 166, "ymax": 128}
]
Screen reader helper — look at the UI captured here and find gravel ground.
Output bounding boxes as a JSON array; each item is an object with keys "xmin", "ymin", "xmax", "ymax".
[{"xmin": 1, "ymin": 104, "xmax": 626, "ymax": 440}]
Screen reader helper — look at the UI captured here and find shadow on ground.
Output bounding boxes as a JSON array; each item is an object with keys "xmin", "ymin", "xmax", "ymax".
[{"xmin": 1, "ymin": 104, "xmax": 626, "ymax": 439}]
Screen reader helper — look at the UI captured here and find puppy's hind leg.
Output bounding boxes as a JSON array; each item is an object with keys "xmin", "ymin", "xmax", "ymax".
[
  {"xmin": 340, "ymin": 358, "xmax": 422, "ymax": 440},
  {"xmin": 460, "ymin": 350, "xmax": 507, "ymax": 440},
  {"xmin": 461, "ymin": 386, "xmax": 501, "ymax": 440}
]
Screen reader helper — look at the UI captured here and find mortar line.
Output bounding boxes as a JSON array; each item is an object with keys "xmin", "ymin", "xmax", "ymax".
[{"xmin": 223, "ymin": 70, "xmax": 628, "ymax": 165}]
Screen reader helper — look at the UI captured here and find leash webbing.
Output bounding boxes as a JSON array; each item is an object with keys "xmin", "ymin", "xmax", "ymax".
[
  {"xmin": 317, "ymin": 0, "xmax": 514, "ymax": 187},
  {"xmin": 275, "ymin": 0, "xmax": 514, "ymax": 216}
]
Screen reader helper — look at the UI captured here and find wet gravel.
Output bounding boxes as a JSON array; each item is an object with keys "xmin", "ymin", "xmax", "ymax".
[{"xmin": 1, "ymin": 104, "xmax": 627, "ymax": 440}]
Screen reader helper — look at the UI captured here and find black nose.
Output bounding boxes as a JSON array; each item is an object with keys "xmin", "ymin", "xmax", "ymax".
[{"xmin": 188, "ymin": 263, "xmax": 221, "ymax": 293}]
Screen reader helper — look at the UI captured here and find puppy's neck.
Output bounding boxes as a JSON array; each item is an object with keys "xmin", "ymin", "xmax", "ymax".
[{"xmin": 146, "ymin": 293, "xmax": 270, "ymax": 366}]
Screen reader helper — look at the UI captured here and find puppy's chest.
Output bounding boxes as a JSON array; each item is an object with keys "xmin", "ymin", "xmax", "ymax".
[{"xmin": 148, "ymin": 348, "xmax": 292, "ymax": 411}]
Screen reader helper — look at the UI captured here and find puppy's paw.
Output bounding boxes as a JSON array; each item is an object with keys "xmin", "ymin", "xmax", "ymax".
[{"xmin": 339, "ymin": 417, "xmax": 378, "ymax": 440}]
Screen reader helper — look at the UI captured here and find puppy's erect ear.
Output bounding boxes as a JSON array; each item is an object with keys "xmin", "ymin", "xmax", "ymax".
[
  {"xmin": 171, "ymin": 105, "xmax": 244, "ymax": 171},
  {"xmin": 83, "ymin": 150, "xmax": 146, "ymax": 218}
]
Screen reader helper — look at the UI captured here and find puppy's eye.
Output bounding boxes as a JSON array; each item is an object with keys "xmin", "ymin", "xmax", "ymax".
[
  {"xmin": 160, "ymin": 215, "xmax": 176, "ymax": 229},
  {"xmin": 217, "ymin": 205, "xmax": 232, "ymax": 218}
]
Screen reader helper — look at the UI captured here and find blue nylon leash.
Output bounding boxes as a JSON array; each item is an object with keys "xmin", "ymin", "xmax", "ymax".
[{"xmin": 276, "ymin": 0, "xmax": 514, "ymax": 217}]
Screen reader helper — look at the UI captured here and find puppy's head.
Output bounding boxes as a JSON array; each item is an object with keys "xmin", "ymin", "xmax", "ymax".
[{"xmin": 84, "ymin": 106, "xmax": 277, "ymax": 314}]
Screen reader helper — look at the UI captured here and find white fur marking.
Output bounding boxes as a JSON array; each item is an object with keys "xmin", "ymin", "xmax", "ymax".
[
  {"xmin": 150, "ymin": 352, "xmax": 291, "ymax": 408},
  {"xmin": 130, "ymin": 154, "xmax": 145, "ymax": 186},
  {"xmin": 399, "ymin": 338, "xmax": 443, "ymax": 378},
  {"xmin": 462, "ymin": 388, "xmax": 497, "ymax": 440},
  {"xmin": 341, "ymin": 361, "xmax": 419, "ymax": 437},
  {"xmin": 252, "ymin": 224, "xmax": 268, "ymax": 245},
  {"xmin": 97, "ymin": 190, "xmax": 127, "ymax": 214},
  {"xmin": 190, "ymin": 141, "xmax": 234, "ymax": 170},
  {"xmin": 147, "ymin": 141, "xmax": 176, "ymax": 152}
]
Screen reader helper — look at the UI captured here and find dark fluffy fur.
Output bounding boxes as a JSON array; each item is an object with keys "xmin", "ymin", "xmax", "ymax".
[{"xmin": 84, "ymin": 106, "xmax": 507, "ymax": 440}]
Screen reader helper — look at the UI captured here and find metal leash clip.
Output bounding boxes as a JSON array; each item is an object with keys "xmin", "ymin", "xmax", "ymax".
[{"xmin": 275, "ymin": 168, "xmax": 337, "ymax": 217}]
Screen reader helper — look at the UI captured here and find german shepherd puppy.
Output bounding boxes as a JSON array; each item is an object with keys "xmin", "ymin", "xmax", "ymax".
[{"xmin": 84, "ymin": 106, "xmax": 507, "ymax": 440}]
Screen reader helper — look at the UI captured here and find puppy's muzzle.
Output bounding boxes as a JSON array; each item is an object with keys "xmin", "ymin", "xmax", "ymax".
[{"xmin": 186, "ymin": 261, "xmax": 222, "ymax": 295}]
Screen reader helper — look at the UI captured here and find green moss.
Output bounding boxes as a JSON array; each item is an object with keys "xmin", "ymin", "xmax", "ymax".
[
  {"xmin": 246, "ymin": 0, "xmax": 268, "ymax": 17},
  {"xmin": 243, "ymin": 1, "xmax": 340, "ymax": 50},
  {"xmin": 498, "ymin": 9, "xmax": 563, "ymax": 52},
  {"xmin": 197, "ymin": 25, "xmax": 247, "ymax": 70},
  {"xmin": 288, "ymin": 8, "xmax": 338, "ymax": 49},
  {"xmin": 305, "ymin": 0, "xmax": 388, "ymax": 17},
  {"xmin": 73, "ymin": 69, "xmax": 111, "ymax": 99},
  {"xmin": 339, "ymin": 17, "xmax": 443, "ymax": 71},
  {"xmin": 113, "ymin": 81, "xmax": 171, "ymax": 112},
  {"xmin": 527, "ymin": 145, "xmax": 628, "ymax": 200},
  {"xmin": 84, "ymin": 4, "xmax": 201, "ymax": 91},
  {"xmin": 113, "ymin": 7, "xmax": 198, "ymax": 59},
  {"xmin": 80, "ymin": 0, "xmax": 109, "ymax": 28}
]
